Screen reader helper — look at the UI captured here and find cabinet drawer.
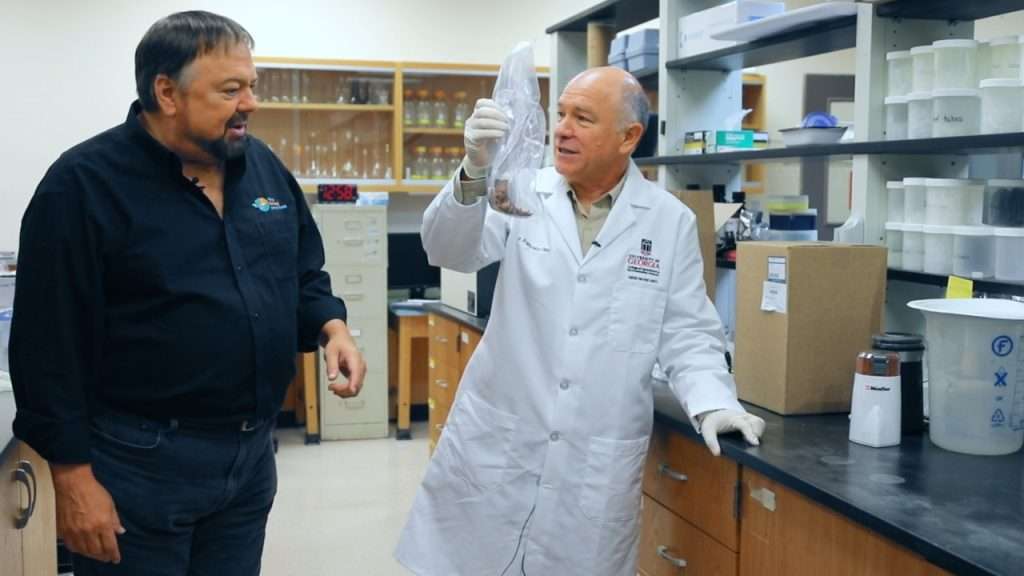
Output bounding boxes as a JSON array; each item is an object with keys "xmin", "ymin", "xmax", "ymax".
[
  {"xmin": 643, "ymin": 423, "xmax": 739, "ymax": 551},
  {"xmin": 332, "ymin": 269, "xmax": 387, "ymax": 319},
  {"xmin": 638, "ymin": 495, "xmax": 738, "ymax": 576}
]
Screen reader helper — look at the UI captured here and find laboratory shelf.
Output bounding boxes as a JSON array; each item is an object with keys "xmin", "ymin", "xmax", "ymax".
[
  {"xmin": 635, "ymin": 132, "xmax": 1024, "ymax": 166},
  {"xmin": 664, "ymin": 15, "xmax": 856, "ymax": 72},
  {"xmin": 545, "ymin": 0, "xmax": 658, "ymax": 33},
  {"xmin": 404, "ymin": 128, "xmax": 464, "ymax": 136},
  {"xmin": 258, "ymin": 103, "xmax": 394, "ymax": 112},
  {"xmin": 876, "ymin": 0, "xmax": 1024, "ymax": 21},
  {"xmin": 887, "ymin": 270, "xmax": 1024, "ymax": 297}
]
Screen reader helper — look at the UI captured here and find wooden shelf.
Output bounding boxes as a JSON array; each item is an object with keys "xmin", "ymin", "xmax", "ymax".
[
  {"xmin": 258, "ymin": 102, "xmax": 394, "ymax": 112},
  {"xmin": 404, "ymin": 127, "xmax": 463, "ymax": 136},
  {"xmin": 876, "ymin": 0, "xmax": 1024, "ymax": 21},
  {"xmin": 636, "ymin": 132, "xmax": 1024, "ymax": 166},
  {"xmin": 665, "ymin": 15, "xmax": 856, "ymax": 72},
  {"xmin": 393, "ymin": 182, "xmax": 447, "ymax": 194},
  {"xmin": 545, "ymin": 0, "xmax": 658, "ymax": 33}
]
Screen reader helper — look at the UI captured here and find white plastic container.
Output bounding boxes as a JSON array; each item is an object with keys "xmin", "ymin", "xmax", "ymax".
[
  {"xmin": 886, "ymin": 180, "xmax": 906, "ymax": 222},
  {"xmin": 923, "ymin": 224, "xmax": 956, "ymax": 275},
  {"xmin": 908, "ymin": 298, "xmax": 1024, "ymax": 456},
  {"xmin": 886, "ymin": 50, "xmax": 913, "ymax": 97},
  {"xmin": 932, "ymin": 89, "xmax": 981, "ymax": 137},
  {"xmin": 932, "ymin": 39, "xmax": 978, "ymax": 90},
  {"xmin": 906, "ymin": 92, "xmax": 932, "ymax": 139},
  {"xmin": 911, "ymin": 45, "xmax": 934, "ymax": 92},
  {"xmin": 902, "ymin": 223, "xmax": 924, "ymax": 271},
  {"xmin": 924, "ymin": 178, "xmax": 985, "ymax": 226},
  {"xmin": 984, "ymin": 179, "xmax": 1024, "ymax": 227},
  {"xmin": 988, "ymin": 35, "xmax": 1020, "ymax": 80},
  {"xmin": 884, "ymin": 222, "xmax": 904, "ymax": 269},
  {"xmin": 903, "ymin": 177, "xmax": 928, "ymax": 224},
  {"xmin": 977, "ymin": 41, "xmax": 992, "ymax": 83},
  {"xmin": 884, "ymin": 96, "xmax": 908, "ymax": 140},
  {"xmin": 994, "ymin": 227, "xmax": 1024, "ymax": 282},
  {"xmin": 980, "ymin": 79, "xmax": 1024, "ymax": 134},
  {"xmin": 953, "ymin": 226, "xmax": 996, "ymax": 279}
]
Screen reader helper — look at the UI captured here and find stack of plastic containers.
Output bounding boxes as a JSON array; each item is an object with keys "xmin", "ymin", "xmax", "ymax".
[{"xmin": 986, "ymin": 179, "xmax": 1024, "ymax": 282}]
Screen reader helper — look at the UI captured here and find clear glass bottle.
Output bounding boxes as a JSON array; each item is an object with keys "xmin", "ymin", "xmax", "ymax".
[
  {"xmin": 447, "ymin": 146, "xmax": 462, "ymax": 176},
  {"xmin": 412, "ymin": 146, "xmax": 430, "ymax": 180},
  {"xmin": 301, "ymin": 71, "xmax": 312, "ymax": 103},
  {"xmin": 304, "ymin": 131, "xmax": 318, "ymax": 177},
  {"xmin": 403, "ymin": 89, "xmax": 416, "ymax": 126},
  {"xmin": 452, "ymin": 91, "xmax": 470, "ymax": 129},
  {"xmin": 416, "ymin": 89, "xmax": 432, "ymax": 126},
  {"xmin": 383, "ymin": 144, "xmax": 393, "ymax": 180},
  {"xmin": 340, "ymin": 130, "xmax": 355, "ymax": 178},
  {"xmin": 430, "ymin": 146, "xmax": 447, "ymax": 180},
  {"xmin": 433, "ymin": 90, "xmax": 450, "ymax": 128},
  {"xmin": 328, "ymin": 131, "xmax": 340, "ymax": 178}
]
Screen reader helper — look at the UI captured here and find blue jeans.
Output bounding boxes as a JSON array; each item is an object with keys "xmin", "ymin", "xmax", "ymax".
[{"xmin": 73, "ymin": 412, "xmax": 277, "ymax": 576}]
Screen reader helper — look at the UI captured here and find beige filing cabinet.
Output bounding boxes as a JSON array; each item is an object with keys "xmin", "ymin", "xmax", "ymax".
[{"xmin": 312, "ymin": 204, "xmax": 389, "ymax": 440}]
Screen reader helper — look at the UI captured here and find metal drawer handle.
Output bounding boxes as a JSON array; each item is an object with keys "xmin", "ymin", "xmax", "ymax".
[
  {"xmin": 434, "ymin": 424, "xmax": 445, "ymax": 431},
  {"xmin": 658, "ymin": 462, "xmax": 689, "ymax": 483},
  {"xmin": 13, "ymin": 460, "xmax": 37, "ymax": 529},
  {"xmin": 435, "ymin": 379, "xmax": 449, "ymax": 389},
  {"xmin": 436, "ymin": 336, "xmax": 449, "ymax": 343},
  {"xmin": 343, "ymin": 238, "xmax": 364, "ymax": 246},
  {"xmin": 656, "ymin": 545, "xmax": 688, "ymax": 569}
]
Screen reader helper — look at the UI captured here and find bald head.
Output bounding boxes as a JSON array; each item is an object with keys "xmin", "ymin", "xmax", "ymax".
[{"xmin": 566, "ymin": 67, "xmax": 649, "ymax": 132}]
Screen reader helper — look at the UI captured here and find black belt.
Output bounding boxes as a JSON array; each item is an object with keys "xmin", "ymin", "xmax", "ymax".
[{"xmin": 171, "ymin": 417, "xmax": 268, "ymax": 433}]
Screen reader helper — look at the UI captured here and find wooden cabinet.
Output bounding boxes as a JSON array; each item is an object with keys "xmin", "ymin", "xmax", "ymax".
[
  {"xmin": 639, "ymin": 495, "xmax": 738, "ymax": 576},
  {"xmin": 426, "ymin": 313, "xmax": 482, "ymax": 454},
  {"xmin": 1, "ymin": 441, "xmax": 56, "ymax": 575},
  {"xmin": 643, "ymin": 425, "xmax": 740, "ymax": 551},
  {"xmin": 739, "ymin": 468, "xmax": 951, "ymax": 576},
  {"xmin": 250, "ymin": 58, "xmax": 548, "ymax": 196}
]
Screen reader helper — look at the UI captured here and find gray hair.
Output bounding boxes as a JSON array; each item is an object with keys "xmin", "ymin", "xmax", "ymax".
[{"xmin": 620, "ymin": 79, "xmax": 650, "ymax": 133}]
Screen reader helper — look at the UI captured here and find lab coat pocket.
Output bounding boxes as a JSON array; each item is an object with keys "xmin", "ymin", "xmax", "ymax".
[
  {"xmin": 446, "ymin": 392, "xmax": 519, "ymax": 497},
  {"xmin": 609, "ymin": 282, "xmax": 667, "ymax": 354},
  {"xmin": 580, "ymin": 435, "xmax": 649, "ymax": 523}
]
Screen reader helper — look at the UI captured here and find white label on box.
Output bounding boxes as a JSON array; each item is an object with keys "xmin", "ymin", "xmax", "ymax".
[
  {"xmin": 767, "ymin": 256, "xmax": 787, "ymax": 283},
  {"xmin": 761, "ymin": 281, "xmax": 788, "ymax": 314}
]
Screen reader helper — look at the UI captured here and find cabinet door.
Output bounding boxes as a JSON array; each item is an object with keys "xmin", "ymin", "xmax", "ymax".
[
  {"xmin": 427, "ymin": 314, "xmax": 459, "ymax": 451},
  {"xmin": 638, "ymin": 495, "xmax": 737, "ymax": 576},
  {"xmin": 1, "ymin": 444, "xmax": 24, "ymax": 575},
  {"xmin": 18, "ymin": 443, "xmax": 55, "ymax": 576},
  {"xmin": 643, "ymin": 423, "xmax": 740, "ymax": 551},
  {"xmin": 456, "ymin": 327, "xmax": 482, "ymax": 392},
  {"xmin": 740, "ymin": 468, "xmax": 951, "ymax": 576}
]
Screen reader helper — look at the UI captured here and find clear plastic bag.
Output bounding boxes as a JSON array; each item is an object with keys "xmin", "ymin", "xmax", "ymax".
[{"xmin": 487, "ymin": 42, "xmax": 547, "ymax": 217}]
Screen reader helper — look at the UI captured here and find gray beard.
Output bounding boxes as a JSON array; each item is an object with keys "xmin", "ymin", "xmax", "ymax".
[{"xmin": 199, "ymin": 133, "xmax": 249, "ymax": 161}]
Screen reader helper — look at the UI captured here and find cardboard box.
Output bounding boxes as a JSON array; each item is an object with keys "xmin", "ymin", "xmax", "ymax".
[
  {"xmin": 675, "ymin": 190, "xmax": 716, "ymax": 299},
  {"xmin": 683, "ymin": 130, "xmax": 769, "ymax": 155},
  {"xmin": 734, "ymin": 242, "xmax": 887, "ymax": 414},
  {"xmin": 678, "ymin": 0, "xmax": 785, "ymax": 58}
]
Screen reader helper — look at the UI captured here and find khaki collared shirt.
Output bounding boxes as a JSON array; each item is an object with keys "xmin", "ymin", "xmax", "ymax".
[{"xmin": 455, "ymin": 169, "xmax": 627, "ymax": 255}]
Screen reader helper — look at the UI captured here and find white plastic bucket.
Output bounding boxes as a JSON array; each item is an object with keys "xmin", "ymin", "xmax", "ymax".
[
  {"xmin": 903, "ymin": 177, "xmax": 927, "ymax": 224},
  {"xmin": 902, "ymin": 224, "xmax": 924, "ymax": 271},
  {"xmin": 887, "ymin": 50, "xmax": 913, "ymax": 97},
  {"xmin": 932, "ymin": 88, "xmax": 981, "ymax": 137},
  {"xmin": 933, "ymin": 39, "xmax": 978, "ymax": 90},
  {"xmin": 908, "ymin": 299, "xmax": 1024, "ymax": 456},
  {"xmin": 906, "ymin": 92, "xmax": 932, "ymax": 139},
  {"xmin": 925, "ymin": 178, "xmax": 985, "ymax": 226},
  {"xmin": 911, "ymin": 45, "xmax": 934, "ymax": 92},
  {"xmin": 884, "ymin": 222, "xmax": 904, "ymax": 269},
  {"xmin": 886, "ymin": 180, "xmax": 905, "ymax": 222},
  {"xmin": 923, "ymin": 224, "xmax": 956, "ymax": 275},
  {"xmin": 994, "ymin": 227, "xmax": 1024, "ymax": 282},
  {"xmin": 953, "ymin": 226, "xmax": 995, "ymax": 279},
  {"xmin": 988, "ymin": 35, "xmax": 1020, "ymax": 80},
  {"xmin": 980, "ymin": 79, "xmax": 1023, "ymax": 134},
  {"xmin": 884, "ymin": 96, "xmax": 908, "ymax": 140}
]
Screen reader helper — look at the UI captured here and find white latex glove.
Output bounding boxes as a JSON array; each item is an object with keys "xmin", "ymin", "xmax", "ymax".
[
  {"xmin": 463, "ymin": 98, "xmax": 509, "ymax": 179},
  {"xmin": 699, "ymin": 409, "xmax": 765, "ymax": 457}
]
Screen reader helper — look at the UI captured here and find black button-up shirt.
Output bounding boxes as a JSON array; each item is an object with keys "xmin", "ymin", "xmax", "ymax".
[{"xmin": 10, "ymin": 101, "xmax": 347, "ymax": 463}]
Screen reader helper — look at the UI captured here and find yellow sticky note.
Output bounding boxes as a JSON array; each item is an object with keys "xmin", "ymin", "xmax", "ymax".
[{"xmin": 946, "ymin": 276, "xmax": 974, "ymax": 299}]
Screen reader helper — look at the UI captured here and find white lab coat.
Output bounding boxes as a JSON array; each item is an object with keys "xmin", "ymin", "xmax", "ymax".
[{"xmin": 395, "ymin": 162, "xmax": 744, "ymax": 576}]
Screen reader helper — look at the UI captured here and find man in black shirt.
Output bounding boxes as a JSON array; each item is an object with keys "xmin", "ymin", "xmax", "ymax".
[{"xmin": 10, "ymin": 11, "xmax": 365, "ymax": 575}]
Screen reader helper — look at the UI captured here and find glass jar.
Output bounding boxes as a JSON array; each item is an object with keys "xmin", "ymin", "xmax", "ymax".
[
  {"xmin": 412, "ymin": 146, "xmax": 430, "ymax": 180},
  {"xmin": 433, "ymin": 90, "xmax": 450, "ymax": 128},
  {"xmin": 452, "ymin": 91, "xmax": 471, "ymax": 129},
  {"xmin": 430, "ymin": 146, "xmax": 447, "ymax": 180},
  {"xmin": 403, "ymin": 89, "xmax": 416, "ymax": 126},
  {"xmin": 416, "ymin": 89, "xmax": 432, "ymax": 127},
  {"xmin": 447, "ymin": 146, "xmax": 462, "ymax": 176}
]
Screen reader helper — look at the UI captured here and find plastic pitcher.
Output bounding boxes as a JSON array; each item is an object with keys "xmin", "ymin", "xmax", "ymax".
[{"xmin": 908, "ymin": 298, "xmax": 1024, "ymax": 455}]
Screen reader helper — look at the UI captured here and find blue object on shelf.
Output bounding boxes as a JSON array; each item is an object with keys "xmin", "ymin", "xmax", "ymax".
[{"xmin": 802, "ymin": 112, "xmax": 838, "ymax": 128}]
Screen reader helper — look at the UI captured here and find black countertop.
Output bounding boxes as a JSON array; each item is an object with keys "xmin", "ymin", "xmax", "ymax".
[
  {"xmin": 423, "ymin": 302, "xmax": 1023, "ymax": 574},
  {"xmin": 653, "ymin": 387, "xmax": 1024, "ymax": 576},
  {"xmin": 421, "ymin": 302, "xmax": 489, "ymax": 334}
]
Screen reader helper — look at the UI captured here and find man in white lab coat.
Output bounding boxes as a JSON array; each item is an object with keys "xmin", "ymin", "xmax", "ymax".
[{"xmin": 396, "ymin": 67, "xmax": 765, "ymax": 576}]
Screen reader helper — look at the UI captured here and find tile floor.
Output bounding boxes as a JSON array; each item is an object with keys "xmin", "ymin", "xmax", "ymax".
[{"xmin": 261, "ymin": 423, "xmax": 429, "ymax": 575}]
